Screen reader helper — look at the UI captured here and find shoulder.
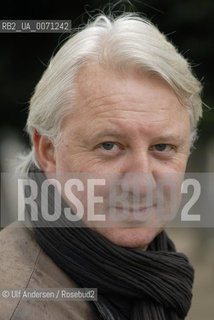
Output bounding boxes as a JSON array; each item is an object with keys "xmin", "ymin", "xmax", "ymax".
[
  {"xmin": 0, "ymin": 221, "xmax": 98, "ymax": 320},
  {"xmin": 0, "ymin": 220, "xmax": 40, "ymax": 290}
]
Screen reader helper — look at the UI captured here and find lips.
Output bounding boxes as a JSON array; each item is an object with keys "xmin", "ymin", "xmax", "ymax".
[
  {"xmin": 109, "ymin": 205, "xmax": 155, "ymax": 222},
  {"xmin": 114, "ymin": 205, "xmax": 154, "ymax": 213},
  {"xmin": 116, "ymin": 205, "xmax": 145, "ymax": 210}
]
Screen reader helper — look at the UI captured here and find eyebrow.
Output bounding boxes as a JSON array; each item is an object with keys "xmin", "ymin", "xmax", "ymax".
[
  {"xmin": 90, "ymin": 129, "xmax": 185, "ymax": 142},
  {"xmin": 89, "ymin": 130, "xmax": 128, "ymax": 142},
  {"xmin": 153, "ymin": 134, "xmax": 187, "ymax": 146},
  {"xmin": 154, "ymin": 134, "xmax": 184, "ymax": 141}
]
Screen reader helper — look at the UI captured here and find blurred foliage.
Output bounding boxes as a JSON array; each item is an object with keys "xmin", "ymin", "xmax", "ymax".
[{"xmin": 1, "ymin": 0, "xmax": 214, "ymax": 144}]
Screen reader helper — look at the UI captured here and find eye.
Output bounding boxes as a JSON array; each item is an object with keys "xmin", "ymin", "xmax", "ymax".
[
  {"xmin": 154, "ymin": 144, "xmax": 172, "ymax": 152},
  {"xmin": 100, "ymin": 142, "xmax": 118, "ymax": 151}
]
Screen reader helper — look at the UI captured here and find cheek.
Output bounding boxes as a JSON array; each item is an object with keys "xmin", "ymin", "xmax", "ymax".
[
  {"xmin": 55, "ymin": 138, "xmax": 109, "ymax": 172},
  {"xmin": 154, "ymin": 172, "xmax": 184, "ymax": 223},
  {"xmin": 155, "ymin": 153, "xmax": 189, "ymax": 175},
  {"xmin": 55, "ymin": 144, "xmax": 88, "ymax": 172}
]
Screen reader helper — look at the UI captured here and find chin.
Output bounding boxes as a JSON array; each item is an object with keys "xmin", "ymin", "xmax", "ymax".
[{"xmin": 93, "ymin": 226, "xmax": 163, "ymax": 250}]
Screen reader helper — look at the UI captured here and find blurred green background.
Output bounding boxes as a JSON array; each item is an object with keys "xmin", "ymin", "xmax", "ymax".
[{"xmin": 1, "ymin": 1, "xmax": 214, "ymax": 319}]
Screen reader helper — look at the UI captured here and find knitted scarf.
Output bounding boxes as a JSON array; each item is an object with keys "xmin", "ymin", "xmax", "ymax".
[{"xmin": 26, "ymin": 165, "xmax": 194, "ymax": 320}]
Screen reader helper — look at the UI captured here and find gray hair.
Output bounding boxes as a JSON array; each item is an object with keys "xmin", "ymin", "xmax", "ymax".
[{"xmin": 17, "ymin": 13, "xmax": 203, "ymax": 176}]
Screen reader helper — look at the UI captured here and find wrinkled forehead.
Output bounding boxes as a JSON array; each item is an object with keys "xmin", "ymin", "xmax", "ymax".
[
  {"xmin": 60, "ymin": 63, "xmax": 191, "ymax": 146},
  {"xmin": 71, "ymin": 63, "xmax": 188, "ymax": 119}
]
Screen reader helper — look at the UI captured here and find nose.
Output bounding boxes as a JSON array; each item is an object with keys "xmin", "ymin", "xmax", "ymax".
[
  {"xmin": 126, "ymin": 150, "xmax": 151, "ymax": 173},
  {"xmin": 120, "ymin": 151, "xmax": 156, "ymax": 199}
]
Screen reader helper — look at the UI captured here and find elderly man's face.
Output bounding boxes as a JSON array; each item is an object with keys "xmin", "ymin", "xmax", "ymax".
[{"xmin": 52, "ymin": 64, "xmax": 191, "ymax": 249}]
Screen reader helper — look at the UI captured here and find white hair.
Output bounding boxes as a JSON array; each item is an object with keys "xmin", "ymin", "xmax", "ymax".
[{"xmin": 17, "ymin": 13, "xmax": 203, "ymax": 176}]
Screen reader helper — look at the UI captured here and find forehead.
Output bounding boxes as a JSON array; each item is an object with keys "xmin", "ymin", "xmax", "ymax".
[
  {"xmin": 74, "ymin": 64, "xmax": 185, "ymax": 114},
  {"xmin": 64, "ymin": 64, "xmax": 190, "ymax": 137}
]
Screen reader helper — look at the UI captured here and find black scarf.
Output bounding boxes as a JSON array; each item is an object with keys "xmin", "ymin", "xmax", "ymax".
[{"xmin": 26, "ymin": 165, "xmax": 194, "ymax": 320}]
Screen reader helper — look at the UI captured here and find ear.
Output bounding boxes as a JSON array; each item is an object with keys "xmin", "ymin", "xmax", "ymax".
[{"xmin": 33, "ymin": 129, "xmax": 56, "ymax": 172}]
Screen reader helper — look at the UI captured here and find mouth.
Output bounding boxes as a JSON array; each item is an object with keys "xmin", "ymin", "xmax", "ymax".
[
  {"xmin": 115, "ymin": 205, "xmax": 154, "ymax": 212},
  {"xmin": 109, "ymin": 205, "xmax": 155, "ymax": 222}
]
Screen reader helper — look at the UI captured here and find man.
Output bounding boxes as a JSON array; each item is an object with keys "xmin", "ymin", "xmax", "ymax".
[{"xmin": 0, "ymin": 13, "xmax": 202, "ymax": 320}]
